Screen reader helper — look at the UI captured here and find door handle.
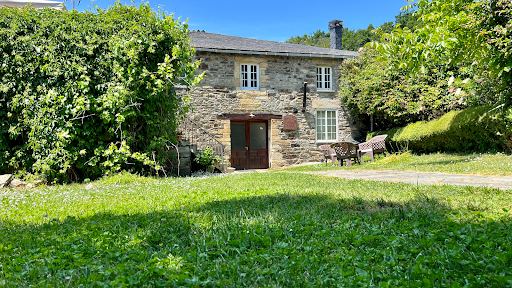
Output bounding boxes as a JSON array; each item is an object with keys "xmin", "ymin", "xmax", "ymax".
[{"xmin": 245, "ymin": 147, "xmax": 248, "ymax": 150}]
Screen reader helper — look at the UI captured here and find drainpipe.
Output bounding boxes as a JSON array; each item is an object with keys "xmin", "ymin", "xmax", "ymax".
[{"xmin": 302, "ymin": 82, "xmax": 307, "ymax": 113}]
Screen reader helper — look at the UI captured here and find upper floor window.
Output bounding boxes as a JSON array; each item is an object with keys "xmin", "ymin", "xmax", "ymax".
[
  {"xmin": 316, "ymin": 67, "xmax": 332, "ymax": 91},
  {"xmin": 241, "ymin": 64, "xmax": 259, "ymax": 90}
]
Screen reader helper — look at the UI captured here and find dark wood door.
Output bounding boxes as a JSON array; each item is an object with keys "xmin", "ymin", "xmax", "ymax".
[
  {"xmin": 230, "ymin": 121, "xmax": 268, "ymax": 169},
  {"xmin": 230, "ymin": 123, "xmax": 248, "ymax": 169}
]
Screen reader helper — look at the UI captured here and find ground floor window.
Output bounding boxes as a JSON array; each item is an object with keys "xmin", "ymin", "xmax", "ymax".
[{"xmin": 316, "ymin": 110, "xmax": 337, "ymax": 141}]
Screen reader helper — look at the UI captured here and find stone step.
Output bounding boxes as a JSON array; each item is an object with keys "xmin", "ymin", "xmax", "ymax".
[
  {"xmin": 0, "ymin": 174, "xmax": 12, "ymax": 188},
  {"xmin": 214, "ymin": 162, "xmax": 235, "ymax": 173}
]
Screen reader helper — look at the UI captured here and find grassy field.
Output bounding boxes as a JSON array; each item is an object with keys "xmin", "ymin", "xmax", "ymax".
[
  {"xmin": 1, "ymin": 172, "xmax": 512, "ymax": 287},
  {"xmin": 284, "ymin": 152, "xmax": 512, "ymax": 176}
]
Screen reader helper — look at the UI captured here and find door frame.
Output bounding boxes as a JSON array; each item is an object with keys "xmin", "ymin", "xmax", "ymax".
[{"xmin": 230, "ymin": 120, "xmax": 269, "ymax": 170}]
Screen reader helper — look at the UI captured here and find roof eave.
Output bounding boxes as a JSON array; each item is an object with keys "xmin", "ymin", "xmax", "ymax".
[{"xmin": 194, "ymin": 47, "xmax": 358, "ymax": 59}]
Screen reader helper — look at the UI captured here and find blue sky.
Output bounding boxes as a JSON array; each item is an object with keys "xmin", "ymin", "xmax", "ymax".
[{"xmin": 76, "ymin": 0, "xmax": 411, "ymax": 42}]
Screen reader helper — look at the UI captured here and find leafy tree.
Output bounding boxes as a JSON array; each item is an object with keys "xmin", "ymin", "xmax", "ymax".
[
  {"xmin": 374, "ymin": 0, "xmax": 512, "ymax": 106},
  {"xmin": 395, "ymin": 11, "xmax": 423, "ymax": 30},
  {"xmin": 0, "ymin": 3, "xmax": 202, "ymax": 182},
  {"xmin": 339, "ymin": 48, "xmax": 470, "ymax": 128},
  {"xmin": 286, "ymin": 11, "xmax": 420, "ymax": 51},
  {"xmin": 286, "ymin": 30, "xmax": 330, "ymax": 48}
]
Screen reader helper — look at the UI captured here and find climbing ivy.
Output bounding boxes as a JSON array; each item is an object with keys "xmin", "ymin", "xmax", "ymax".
[{"xmin": 0, "ymin": 3, "xmax": 202, "ymax": 182}]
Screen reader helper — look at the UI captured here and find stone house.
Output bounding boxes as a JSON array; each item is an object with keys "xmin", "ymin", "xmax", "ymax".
[{"xmin": 183, "ymin": 20, "xmax": 361, "ymax": 170}]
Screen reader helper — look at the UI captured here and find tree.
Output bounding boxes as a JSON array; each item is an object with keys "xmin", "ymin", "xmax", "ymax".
[
  {"xmin": 286, "ymin": 30, "xmax": 329, "ymax": 48},
  {"xmin": 286, "ymin": 11, "xmax": 420, "ymax": 51},
  {"xmin": 374, "ymin": 0, "xmax": 512, "ymax": 105},
  {"xmin": 339, "ymin": 0, "xmax": 512, "ymax": 132},
  {"xmin": 395, "ymin": 11, "xmax": 423, "ymax": 30},
  {"xmin": 339, "ymin": 48, "xmax": 470, "ymax": 128}
]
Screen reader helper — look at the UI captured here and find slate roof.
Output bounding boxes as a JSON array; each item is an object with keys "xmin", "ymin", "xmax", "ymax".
[{"xmin": 189, "ymin": 31, "xmax": 358, "ymax": 59}]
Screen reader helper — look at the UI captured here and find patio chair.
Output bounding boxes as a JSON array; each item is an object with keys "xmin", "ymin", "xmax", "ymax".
[
  {"xmin": 319, "ymin": 144, "xmax": 337, "ymax": 166},
  {"xmin": 358, "ymin": 134, "xmax": 388, "ymax": 163},
  {"xmin": 331, "ymin": 142, "xmax": 360, "ymax": 167}
]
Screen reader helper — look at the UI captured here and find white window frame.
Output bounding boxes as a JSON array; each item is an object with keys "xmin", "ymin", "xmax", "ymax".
[
  {"xmin": 240, "ymin": 64, "xmax": 259, "ymax": 90},
  {"xmin": 316, "ymin": 66, "xmax": 333, "ymax": 91},
  {"xmin": 316, "ymin": 109, "xmax": 338, "ymax": 142}
]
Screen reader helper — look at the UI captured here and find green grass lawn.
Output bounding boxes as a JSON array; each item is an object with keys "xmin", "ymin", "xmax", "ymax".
[
  {"xmin": 284, "ymin": 152, "xmax": 512, "ymax": 176},
  {"xmin": 1, "ymin": 172, "xmax": 512, "ymax": 287}
]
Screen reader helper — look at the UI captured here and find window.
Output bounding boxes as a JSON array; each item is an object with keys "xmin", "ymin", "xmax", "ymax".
[
  {"xmin": 316, "ymin": 110, "xmax": 337, "ymax": 141},
  {"xmin": 241, "ymin": 64, "xmax": 259, "ymax": 90},
  {"xmin": 316, "ymin": 66, "xmax": 332, "ymax": 91}
]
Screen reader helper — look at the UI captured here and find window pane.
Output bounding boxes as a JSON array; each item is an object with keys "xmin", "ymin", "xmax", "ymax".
[
  {"xmin": 316, "ymin": 111, "xmax": 326, "ymax": 140},
  {"xmin": 250, "ymin": 123, "xmax": 266, "ymax": 150},
  {"xmin": 241, "ymin": 65, "xmax": 247, "ymax": 88},
  {"xmin": 327, "ymin": 110, "xmax": 336, "ymax": 140},
  {"xmin": 251, "ymin": 65, "xmax": 256, "ymax": 87},
  {"xmin": 316, "ymin": 68, "xmax": 321, "ymax": 88},
  {"xmin": 317, "ymin": 67, "xmax": 322, "ymax": 89},
  {"xmin": 325, "ymin": 68, "xmax": 331, "ymax": 89},
  {"xmin": 231, "ymin": 123, "xmax": 246, "ymax": 150},
  {"xmin": 327, "ymin": 123, "xmax": 336, "ymax": 140}
]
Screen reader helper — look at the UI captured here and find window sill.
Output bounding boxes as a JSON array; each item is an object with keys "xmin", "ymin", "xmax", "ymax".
[
  {"xmin": 317, "ymin": 90, "xmax": 334, "ymax": 93},
  {"xmin": 316, "ymin": 140, "xmax": 339, "ymax": 144}
]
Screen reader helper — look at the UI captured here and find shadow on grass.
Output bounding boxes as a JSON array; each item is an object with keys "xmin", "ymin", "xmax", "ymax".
[
  {"xmin": 407, "ymin": 160, "xmax": 457, "ymax": 166},
  {"xmin": 196, "ymin": 193, "xmax": 449, "ymax": 221},
  {"xmin": 1, "ymin": 193, "xmax": 512, "ymax": 286},
  {"xmin": 0, "ymin": 210, "xmax": 198, "ymax": 286}
]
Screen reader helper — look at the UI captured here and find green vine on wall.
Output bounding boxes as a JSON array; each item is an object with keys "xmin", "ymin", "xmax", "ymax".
[{"xmin": 0, "ymin": 3, "xmax": 203, "ymax": 183}]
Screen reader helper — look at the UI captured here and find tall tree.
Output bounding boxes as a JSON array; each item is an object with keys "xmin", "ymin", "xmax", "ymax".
[
  {"xmin": 374, "ymin": 0, "xmax": 512, "ymax": 105},
  {"xmin": 286, "ymin": 11, "xmax": 420, "ymax": 51}
]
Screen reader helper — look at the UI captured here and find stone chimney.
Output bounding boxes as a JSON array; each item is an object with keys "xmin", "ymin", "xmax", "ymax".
[{"xmin": 328, "ymin": 20, "xmax": 343, "ymax": 50}]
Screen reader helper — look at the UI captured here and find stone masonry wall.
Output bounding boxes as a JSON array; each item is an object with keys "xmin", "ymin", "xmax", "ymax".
[{"xmin": 184, "ymin": 51, "xmax": 362, "ymax": 168}]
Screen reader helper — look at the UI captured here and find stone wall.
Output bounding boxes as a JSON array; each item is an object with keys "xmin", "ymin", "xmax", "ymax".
[{"xmin": 183, "ymin": 51, "xmax": 363, "ymax": 168}]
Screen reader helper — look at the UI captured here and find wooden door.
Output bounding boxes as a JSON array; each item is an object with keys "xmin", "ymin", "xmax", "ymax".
[
  {"xmin": 230, "ymin": 121, "xmax": 268, "ymax": 169},
  {"xmin": 230, "ymin": 123, "xmax": 248, "ymax": 169}
]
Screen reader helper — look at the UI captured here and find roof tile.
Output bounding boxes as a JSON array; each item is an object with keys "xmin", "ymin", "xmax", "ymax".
[{"xmin": 189, "ymin": 31, "xmax": 358, "ymax": 58}]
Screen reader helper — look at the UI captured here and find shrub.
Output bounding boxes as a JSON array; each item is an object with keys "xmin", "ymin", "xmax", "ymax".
[
  {"xmin": 339, "ymin": 48, "xmax": 473, "ymax": 129},
  {"xmin": 0, "ymin": 4, "xmax": 202, "ymax": 182},
  {"xmin": 194, "ymin": 147, "xmax": 221, "ymax": 173},
  {"xmin": 368, "ymin": 106, "xmax": 512, "ymax": 153}
]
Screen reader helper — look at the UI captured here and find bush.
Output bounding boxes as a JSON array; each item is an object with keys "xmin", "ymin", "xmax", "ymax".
[
  {"xmin": 194, "ymin": 147, "xmax": 221, "ymax": 173},
  {"xmin": 368, "ymin": 106, "xmax": 512, "ymax": 153},
  {"xmin": 339, "ymin": 48, "xmax": 474, "ymax": 129},
  {"xmin": 0, "ymin": 4, "xmax": 202, "ymax": 182}
]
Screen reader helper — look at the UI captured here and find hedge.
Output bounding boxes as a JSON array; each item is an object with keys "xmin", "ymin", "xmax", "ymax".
[
  {"xmin": 367, "ymin": 106, "xmax": 512, "ymax": 153},
  {"xmin": 0, "ymin": 4, "xmax": 202, "ymax": 182}
]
